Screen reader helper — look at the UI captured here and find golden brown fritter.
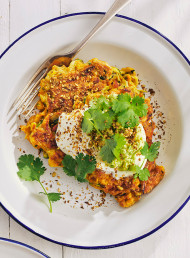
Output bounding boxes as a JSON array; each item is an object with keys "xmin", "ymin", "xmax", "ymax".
[
  {"xmin": 87, "ymin": 161, "xmax": 165, "ymax": 208},
  {"xmin": 21, "ymin": 111, "xmax": 64, "ymax": 166},
  {"xmin": 141, "ymin": 161, "xmax": 165, "ymax": 194},
  {"xmin": 21, "ymin": 58, "xmax": 165, "ymax": 208},
  {"xmin": 37, "ymin": 59, "xmax": 139, "ymax": 113}
]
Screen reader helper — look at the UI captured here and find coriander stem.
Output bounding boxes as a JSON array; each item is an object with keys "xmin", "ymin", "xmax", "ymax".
[
  {"xmin": 38, "ymin": 180, "xmax": 52, "ymax": 213},
  {"xmin": 93, "ymin": 123, "xmax": 103, "ymax": 136},
  {"xmin": 131, "ymin": 148, "xmax": 146, "ymax": 170},
  {"xmin": 140, "ymin": 157, "xmax": 146, "ymax": 169}
]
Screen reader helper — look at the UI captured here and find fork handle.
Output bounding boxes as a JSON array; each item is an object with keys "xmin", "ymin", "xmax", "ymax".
[{"xmin": 67, "ymin": 0, "xmax": 131, "ymax": 58}]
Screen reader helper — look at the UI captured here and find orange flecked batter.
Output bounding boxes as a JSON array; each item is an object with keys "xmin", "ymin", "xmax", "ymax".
[{"xmin": 21, "ymin": 58, "xmax": 165, "ymax": 208}]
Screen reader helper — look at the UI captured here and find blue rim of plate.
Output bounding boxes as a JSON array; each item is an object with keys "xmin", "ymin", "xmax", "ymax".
[
  {"xmin": 0, "ymin": 12, "xmax": 189, "ymax": 249},
  {"xmin": 0, "ymin": 237, "xmax": 50, "ymax": 257}
]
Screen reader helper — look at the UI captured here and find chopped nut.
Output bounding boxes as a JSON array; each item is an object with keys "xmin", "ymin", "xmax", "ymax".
[{"xmin": 52, "ymin": 172, "xmax": 57, "ymax": 177}]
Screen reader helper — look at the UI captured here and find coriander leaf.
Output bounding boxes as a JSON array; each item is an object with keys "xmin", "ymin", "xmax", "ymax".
[
  {"xmin": 75, "ymin": 153, "xmax": 96, "ymax": 182},
  {"xmin": 17, "ymin": 166, "xmax": 35, "ymax": 181},
  {"xmin": 130, "ymin": 164, "xmax": 141, "ymax": 174},
  {"xmin": 91, "ymin": 95, "xmax": 110, "ymax": 111},
  {"xmin": 107, "ymin": 109, "xmax": 115, "ymax": 119},
  {"xmin": 113, "ymin": 134, "xmax": 126, "ymax": 160},
  {"xmin": 130, "ymin": 165, "xmax": 150, "ymax": 181},
  {"xmin": 141, "ymin": 141, "xmax": 160, "ymax": 161},
  {"xmin": 62, "ymin": 153, "xmax": 96, "ymax": 182},
  {"xmin": 47, "ymin": 193, "xmax": 61, "ymax": 202},
  {"xmin": 112, "ymin": 94, "xmax": 148, "ymax": 128},
  {"xmin": 140, "ymin": 142, "xmax": 149, "ymax": 156},
  {"xmin": 132, "ymin": 95, "xmax": 144, "ymax": 105},
  {"xmin": 33, "ymin": 157, "xmax": 45, "ymax": 174},
  {"xmin": 17, "ymin": 154, "xmax": 60, "ymax": 213},
  {"xmin": 131, "ymin": 96, "xmax": 148, "ymax": 117},
  {"xmin": 17, "ymin": 154, "xmax": 45, "ymax": 181},
  {"xmin": 117, "ymin": 109, "xmax": 139, "ymax": 128},
  {"xmin": 17, "ymin": 154, "xmax": 34, "ymax": 170},
  {"xmin": 149, "ymin": 141, "xmax": 161, "ymax": 159},
  {"xmin": 90, "ymin": 109, "xmax": 114, "ymax": 131},
  {"xmin": 138, "ymin": 168, "xmax": 150, "ymax": 181},
  {"xmin": 82, "ymin": 111, "xmax": 94, "ymax": 134},
  {"xmin": 100, "ymin": 138, "xmax": 117, "ymax": 163},
  {"xmin": 112, "ymin": 93, "xmax": 131, "ymax": 113},
  {"xmin": 62, "ymin": 155, "xmax": 77, "ymax": 177},
  {"xmin": 39, "ymin": 191, "xmax": 61, "ymax": 212},
  {"xmin": 82, "ymin": 107, "xmax": 114, "ymax": 134}
]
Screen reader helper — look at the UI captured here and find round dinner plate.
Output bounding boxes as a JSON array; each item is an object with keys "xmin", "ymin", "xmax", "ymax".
[
  {"xmin": 0, "ymin": 238, "xmax": 49, "ymax": 258},
  {"xmin": 0, "ymin": 12, "xmax": 189, "ymax": 249}
]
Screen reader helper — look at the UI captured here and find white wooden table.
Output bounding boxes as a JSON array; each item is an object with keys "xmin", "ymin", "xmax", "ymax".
[{"xmin": 0, "ymin": 0, "xmax": 189, "ymax": 257}]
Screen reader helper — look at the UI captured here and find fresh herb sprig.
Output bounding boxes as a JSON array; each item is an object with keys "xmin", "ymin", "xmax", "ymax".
[
  {"xmin": 82, "ymin": 96, "xmax": 114, "ymax": 134},
  {"xmin": 82, "ymin": 93, "xmax": 148, "ymax": 134},
  {"xmin": 141, "ymin": 141, "xmax": 160, "ymax": 161},
  {"xmin": 62, "ymin": 153, "xmax": 96, "ymax": 182},
  {"xmin": 17, "ymin": 154, "xmax": 61, "ymax": 212},
  {"xmin": 130, "ymin": 165, "xmax": 150, "ymax": 181},
  {"xmin": 100, "ymin": 138, "xmax": 117, "ymax": 163},
  {"xmin": 82, "ymin": 94, "xmax": 148, "ymax": 164},
  {"xmin": 81, "ymin": 94, "xmax": 160, "ymax": 181},
  {"xmin": 100, "ymin": 133, "xmax": 126, "ymax": 163},
  {"xmin": 130, "ymin": 141, "xmax": 161, "ymax": 181},
  {"xmin": 113, "ymin": 94, "xmax": 148, "ymax": 128}
]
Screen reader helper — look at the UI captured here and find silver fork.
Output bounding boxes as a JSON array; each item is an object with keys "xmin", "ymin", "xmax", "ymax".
[{"xmin": 10, "ymin": 0, "xmax": 131, "ymax": 117}]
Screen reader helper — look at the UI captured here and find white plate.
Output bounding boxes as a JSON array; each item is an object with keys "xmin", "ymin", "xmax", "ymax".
[
  {"xmin": 0, "ymin": 238, "xmax": 49, "ymax": 258},
  {"xmin": 0, "ymin": 12, "xmax": 189, "ymax": 249}
]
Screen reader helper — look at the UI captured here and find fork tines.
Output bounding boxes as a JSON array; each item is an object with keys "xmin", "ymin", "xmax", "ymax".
[{"xmin": 8, "ymin": 66, "xmax": 48, "ymax": 116}]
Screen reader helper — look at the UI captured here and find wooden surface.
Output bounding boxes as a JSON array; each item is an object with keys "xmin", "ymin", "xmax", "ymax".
[{"xmin": 0, "ymin": 0, "xmax": 189, "ymax": 257}]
